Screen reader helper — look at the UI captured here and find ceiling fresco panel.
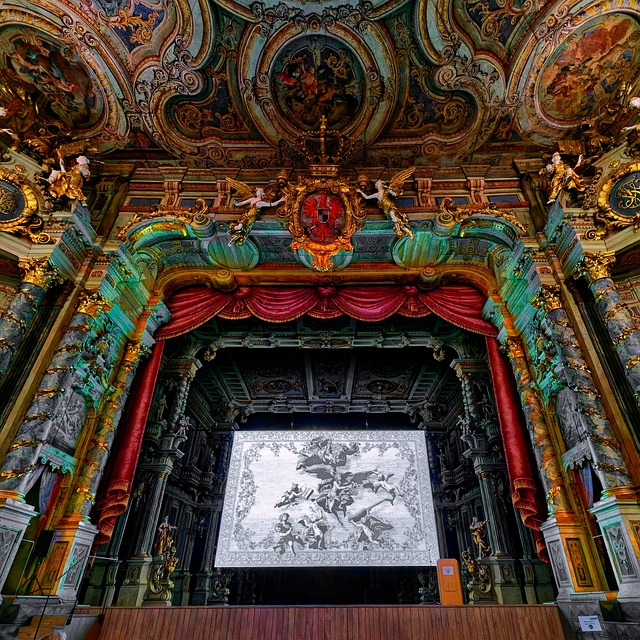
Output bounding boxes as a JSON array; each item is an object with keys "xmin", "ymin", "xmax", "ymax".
[
  {"xmin": 512, "ymin": 4, "xmax": 640, "ymax": 145},
  {"xmin": 0, "ymin": 5, "xmax": 132, "ymax": 151},
  {"xmin": 537, "ymin": 13, "xmax": 640, "ymax": 125}
]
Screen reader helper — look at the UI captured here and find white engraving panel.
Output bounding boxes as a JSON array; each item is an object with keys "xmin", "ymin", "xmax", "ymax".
[{"xmin": 215, "ymin": 430, "xmax": 439, "ymax": 567}]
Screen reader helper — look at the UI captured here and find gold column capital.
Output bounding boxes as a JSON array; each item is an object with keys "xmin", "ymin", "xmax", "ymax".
[
  {"xmin": 77, "ymin": 290, "xmax": 112, "ymax": 318},
  {"xmin": 18, "ymin": 258, "xmax": 63, "ymax": 290},
  {"xmin": 578, "ymin": 253, "xmax": 616, "ymax": 284},
  {"xmin": 531, "ymin": 284, "xmax": 563, "ymax": 313}
]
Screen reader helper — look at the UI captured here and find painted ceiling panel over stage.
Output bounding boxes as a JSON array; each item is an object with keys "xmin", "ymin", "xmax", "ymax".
[{"xmin": 3, "ymin": 0, "xmax": 640, "ymax": 165}]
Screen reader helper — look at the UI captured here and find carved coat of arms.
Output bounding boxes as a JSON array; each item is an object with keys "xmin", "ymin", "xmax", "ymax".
[{"xmin": 277, "ymin": 176, "xmax": 365, "ymax": 271}]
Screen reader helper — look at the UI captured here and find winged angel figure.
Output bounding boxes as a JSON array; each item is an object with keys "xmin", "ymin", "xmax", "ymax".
[
  {"xmin": 225, "ymin": 177, "xmax": 285, "ymax": 246},
  {"xmin": 357, "ymin": 167, "xmax": 416, "ymax": 239}
]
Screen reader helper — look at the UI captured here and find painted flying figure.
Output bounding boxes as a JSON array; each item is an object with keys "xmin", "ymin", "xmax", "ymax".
[
  {"xmin": 357, "ymin": 167, "xmax": 415, "ymax": 238},
  {"xmin": 225, "ymin": 177, "xmax": 285, "ymax": 246}
]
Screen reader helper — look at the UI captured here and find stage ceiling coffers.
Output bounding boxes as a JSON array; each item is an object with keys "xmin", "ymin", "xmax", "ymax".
[
  {"xmin": 1, "ymin": 0, "xmax": 640, "ymax": 162},
  {"xmin": 190, "ymin": 314, "xmax": 475, "ymax": 417}
]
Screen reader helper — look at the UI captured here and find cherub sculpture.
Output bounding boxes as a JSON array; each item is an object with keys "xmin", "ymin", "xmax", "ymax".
[
  {"xmin": 226, "ymin": 177, "xmax": 286, "ymax": 246},
  {"xmin": 539, "ymin": 152, "xmax": 584, "ymax": 204},
  {"xmin": 47, "ymin": 155, "xmax": 91, "ymax": 202},
  {"xmin": 357, "ymin": 167, "xmax": 416, "ymax": 238}
]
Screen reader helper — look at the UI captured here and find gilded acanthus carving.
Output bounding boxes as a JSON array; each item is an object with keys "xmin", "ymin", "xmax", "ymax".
[
  {"xmin": 531, "ymin": 285, "xmax": 563, "ymax": 313},
  {"xmin": 77, "ymin": 290, "xmax": 112, "ymax": 318},
  {"xmin": 18, "ymin": 258, "xmax": 63, "ymax": 290},
  {"xmin": 577, "ymin": 253, "xmax": 615, "ymax": 285}
]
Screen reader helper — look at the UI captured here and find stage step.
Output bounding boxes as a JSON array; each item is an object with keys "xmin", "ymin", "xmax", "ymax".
[{"xmin": 92, "ymin": 604, "xmax": 567, "ymax": 640}]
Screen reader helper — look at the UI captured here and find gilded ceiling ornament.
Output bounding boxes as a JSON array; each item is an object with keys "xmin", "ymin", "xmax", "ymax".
[
  {"xmin": 225, "ymin": 178, "xmax": 285, "ymax": 247},
  {"xmin": 531, "ymin": 285, "xmax": 563, "ymax": 313},
  {"xmin": 596, "ymin": 162, "xmax": 640, "ymax": 233},
  {"xmin": 17, "ymin": 258, "xmax": 63, "ymax": 290},
  {"xmin": 116, "ymin": 198, "xmax": 209, "ymax": 241},
  {"xmin": 0, "ymin": 169, "xmax": 49, "ymax": 243},
  {"xmin": 357, "ymin": 167, "xmax": 415, "ymax": 239},
  {"xmin": 577, "ymin": 253, "xmax": 615, "ymax": 285}
]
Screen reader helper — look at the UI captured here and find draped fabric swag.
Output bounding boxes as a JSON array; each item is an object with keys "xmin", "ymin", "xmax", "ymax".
[{"xmin": 96, "ymin": 284, "xmax": 548, "ymax": 561}]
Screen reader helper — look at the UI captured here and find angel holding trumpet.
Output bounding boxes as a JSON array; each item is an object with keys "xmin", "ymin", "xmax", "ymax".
[
  {"xmin": 357, "ymin": 167, "xmax": 415, "ymax": 239},
  {"xmin": 226, "ymin": 177, "xmax": 286, "ymax": 246}
]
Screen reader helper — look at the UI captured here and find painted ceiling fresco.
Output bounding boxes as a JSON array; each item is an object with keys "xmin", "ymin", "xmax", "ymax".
[{"xmin": 0, "ymin": 0, "xmax": 639, "ymax": 165}]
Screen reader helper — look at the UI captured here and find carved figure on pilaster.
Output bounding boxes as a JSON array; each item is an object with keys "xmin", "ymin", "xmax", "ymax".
[
  {"xmin": 67, "ymin": 341, "xmax": 149, "ymax": 516},
  {"xmin": 539, "ymin": 152, "xmax": 584, "ymax": 205},
  {"xmin": 470, "ymin": 517, "xmax": 492, "ymax": 558},
  {"xmin": 47, "ymin": 156, "xmax": 91, "ymax": 203},
  {"xmin": 144, "ymin": 517, "xmax": 179, "ymax": 605},
  {"xmin": 532, "ymin": 286, "xmax": 632, "ymax": 490},
  {"xmin": 0, "ymin": 258, "xmax": 63, "ymax": 375},
  {"xmin": 0, "ymin": 290, "xmax": 118, "ymax": 496},
  {"xmin": 577, "ymin": 253, "xmax": 640, "ymax": 403}
]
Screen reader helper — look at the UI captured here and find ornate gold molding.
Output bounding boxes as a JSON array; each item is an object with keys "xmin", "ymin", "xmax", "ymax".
[
  {"xmin": 116, "ymin": 198, "xmax": 209, "ymax": 241},
  {"xmin": 531, "ymin": 285, "xmax": 563, "ymax": 313},
  {"xmin": 578, "ymin": 253, "xmax": 615, "ymax": 284},
  {"xmin": 0, "ymin": 169, "xmax": 50, "ymax": 243},
  {"xmin": 436, "ymin": 199, "xmax": 528, "ymax": 236},
  {"xmin": 18, "ymin": 258, "xmax": 63, "ymax": 290}
]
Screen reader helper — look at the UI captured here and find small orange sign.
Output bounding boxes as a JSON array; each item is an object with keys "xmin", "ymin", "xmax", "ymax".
[{"xmin": 437, "ymin": 558, "xmax": 464, "ymax": 605}]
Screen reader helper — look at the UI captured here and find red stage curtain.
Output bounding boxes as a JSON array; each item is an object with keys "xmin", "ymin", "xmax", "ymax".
[
  {"xmin": 95, "ymin": 341, "xmax": 165, "ymax": 545},
  {"xmin": 486, "ymin": 337, "xmax": 549, "ymax": 560},
  {"xmin": 96, "ymin": 284, "xmax": 547, "ymax": 560}
]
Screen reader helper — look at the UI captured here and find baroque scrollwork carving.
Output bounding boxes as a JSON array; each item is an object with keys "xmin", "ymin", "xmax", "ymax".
[
  {"xmin": 0, "ymin": 169, "xmax": 50, "ymax": 243},
  {"xmin": 596, "ymin": 162, "xmax": 640, "ymax": 233}
]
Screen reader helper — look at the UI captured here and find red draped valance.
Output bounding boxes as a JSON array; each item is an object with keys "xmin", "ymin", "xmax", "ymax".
[
  {"xmin": 155, "ymin": 284, "xmax": 498, "ymax": 339},
  {"xmin": 96, "ymin": 283, "xmax": 548, "ymax": 562}
]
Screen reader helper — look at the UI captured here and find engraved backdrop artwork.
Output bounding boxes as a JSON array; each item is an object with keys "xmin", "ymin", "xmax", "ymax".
[{"xmin": 215, "ymin": 430, "xmax": 438, "ymax": 567}]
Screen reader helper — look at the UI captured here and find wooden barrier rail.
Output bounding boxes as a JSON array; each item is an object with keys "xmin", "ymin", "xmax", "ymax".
[{"xmin": 94, "ymin": 604, "xmax": 567, "ymax": 640}]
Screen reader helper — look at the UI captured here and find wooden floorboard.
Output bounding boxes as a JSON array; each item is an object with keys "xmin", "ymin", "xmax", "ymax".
[{"xmin": 95, "ymin": 604, "xmax": 567, "ymax": 640}]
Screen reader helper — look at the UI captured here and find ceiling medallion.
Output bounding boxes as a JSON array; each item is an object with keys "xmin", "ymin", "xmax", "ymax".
[{"xmin": 597, "ymin": 162, "xmax": 640, "ymax": 232}]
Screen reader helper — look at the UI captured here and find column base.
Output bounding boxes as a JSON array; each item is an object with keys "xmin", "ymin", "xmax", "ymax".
[
  {"xmin": 171, "ymin": 570, "xmax": 190, "ymax": 606},
  {"xmin": 47, "ymin": 518, "xmax": 98, "ymax": 601},
  {"xmin": 116, "ymin": 557, "xmax": 153, "ymax": 607},
  {"xmin": 590, "ymin": 492, "xmax": 640, "ymax": 604},
  {"xmin": 191, "ymin": 571, "xmax": 211, "ymax": 606},
  {"xmin": 83, "ymin": 557, "xmax": 120, "ymax": 607},
  {"xmin": 521, "ymin": 557, "xmax": 555, "ymax": 604},
  {"xmin": 0, "ymin": 498, "xmax": 35, "ymax": 603},
  {"xmin": 484, "ymin": 557, "xmax": 522, "ymax": 604},
  {"xmin": 541, "ymin": 516, "xmax": 604, "ymax": 597}
]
